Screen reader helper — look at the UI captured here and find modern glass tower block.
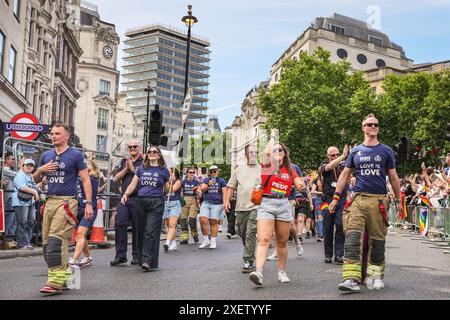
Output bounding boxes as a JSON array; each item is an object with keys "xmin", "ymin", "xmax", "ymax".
[{"xmin": 122, "ymin": 24, "xmax": 210, "ymax": 144}]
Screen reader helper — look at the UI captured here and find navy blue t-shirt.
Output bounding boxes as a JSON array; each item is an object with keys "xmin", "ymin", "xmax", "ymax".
[
  {"xmin": 39, "ymin": 148, "xmax": 87, "ymax": 196},
  {"xmin": 77, "ymin": 176, "xmax": 99, "ymax": 209},
  {"xmin": 182, "ymin": 179, "xmax": 200, "ymax": 196},
  {"xmin": 345, "ymin": 143, "xmax": 396, "ymax": 194},
  {"xmin": 165, "ymin": 179, "xmax": 182, "ymax": 201},
  {"xmin": 116, "ymin": 156, "xmax": 143, "ymax": 197},
  {"xmin": 202, "ymin": 177, "xmax": 227, "ymax": 204},
  {"xmin": 288, "ymin": 164, "xmax": 303, "ymax": 200},
  {"xmin": 135, "ymin": 166, "xmax": 170, "ymax": 197}
]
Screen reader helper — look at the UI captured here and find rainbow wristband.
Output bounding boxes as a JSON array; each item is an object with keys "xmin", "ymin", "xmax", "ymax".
[{"xmin": 333, "ymin": 192, "xmax": 341, "ymax": 201}]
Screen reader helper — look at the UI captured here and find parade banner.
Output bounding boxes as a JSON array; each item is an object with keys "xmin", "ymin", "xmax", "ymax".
[{"xmin": 419, "ymin": 207, "xmax": 428, "ymax": 237}]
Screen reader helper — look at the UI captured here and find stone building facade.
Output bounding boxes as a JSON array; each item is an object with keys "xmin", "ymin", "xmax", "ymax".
[
  {"xmin": 0, "ymin": 0, "xmax": 30, "ymax": 120},
  {"xmin": 71, "ymin": 1, "xmax": 120, "ymax": 152}
]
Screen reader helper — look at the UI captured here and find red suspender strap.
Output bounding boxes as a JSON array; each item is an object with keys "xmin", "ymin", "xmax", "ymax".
[
  {"xmin": 378, "ymin": 199, "xmax": 389, "ymax": 227},
  {"xmin": 63, "ymin": 200, "xmax": 79, "ymax": 225}
]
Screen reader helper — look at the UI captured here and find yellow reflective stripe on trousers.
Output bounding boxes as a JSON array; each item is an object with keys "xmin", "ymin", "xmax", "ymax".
[
  {"xmin": 342, "ymin": 262, "xmax": 362, "ymax": 281},
  {"xmin": 367, "ymin": 263, "xmax": 385, "ymax": 279},
  {"xmin": 48, "ymin": 269, "xmax": 70, "ymax": 286}
]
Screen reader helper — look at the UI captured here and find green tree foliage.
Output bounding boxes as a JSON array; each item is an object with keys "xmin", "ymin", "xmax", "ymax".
[
  {"xmin": 258, "ymin": 48, "xmax": 376, "ymax": 169},
  {"xmin": 257, "ymin": 47, "xmax": 450, "ymax": 173},
  {"xmin": 377, "ymin": 70, "xmax": 450, "ymax": 170},
  {"xmin": 183, "ymin": 131, "xmax": 232, "ymax": 181}
]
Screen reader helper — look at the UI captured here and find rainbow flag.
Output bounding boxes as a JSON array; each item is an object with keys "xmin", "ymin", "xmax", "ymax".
[
  {"xmin": 423, "ymin": 186, "xmax": 430, "ymax": 193},
  {"xmin": 420, "ymin": 195, "xmax": 432, "ymax": 208},
  {"xmin": 419, "ymin": 208, "xmax": 428, "ymax": 237},
  {"xmin": 400, "ymin": 192, "xmax": 408, "ymax": 220},
  {"xmin": 319, "ymin": 202, "xmax": 329, "ymax": 211}
]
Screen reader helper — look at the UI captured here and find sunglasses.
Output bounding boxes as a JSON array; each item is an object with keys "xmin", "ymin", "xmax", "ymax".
[
  {"xmin": 128, "ymin": 145, "xmax": 139, "ymax": 149},
  {"xmin": 364, "ymin": 123, "xmax": 379, "ymax": 128},
  {"xmin": 210, "ymin": 170, "xmax": 217, "ymax": 173},
  {"xmin": 188, "ymin": 171, "xmax": 195, "ymax": 174},
  {"xmin": 25, "ymin": 164, "xmax": 35, "ymax": 167},
  {"xmin": 273, "ymin": 148, "xmax": 284, "ymax": 153},
  {"xmin": 329, "ymin": 153, "xmax": 340, "ymax": 158},
  {"xmin": 147, "ymin": 150, "xmax": 159, "ymax": 154}
]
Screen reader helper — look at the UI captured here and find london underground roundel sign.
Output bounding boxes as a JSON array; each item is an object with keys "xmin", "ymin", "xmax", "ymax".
[{"xmin": 9, "ymin": 113, "xmax": 41, "ymax": 141}]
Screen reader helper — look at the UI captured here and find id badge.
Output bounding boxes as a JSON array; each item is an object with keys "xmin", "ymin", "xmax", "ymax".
[{"xmin": 331, "ymin": 182, "xmax": 337, "ymax": 188}]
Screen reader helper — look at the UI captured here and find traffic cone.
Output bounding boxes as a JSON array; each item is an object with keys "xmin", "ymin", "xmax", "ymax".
[{"xmin": 89, "ymin": 198, "xmax": 107, "ymax": 246}]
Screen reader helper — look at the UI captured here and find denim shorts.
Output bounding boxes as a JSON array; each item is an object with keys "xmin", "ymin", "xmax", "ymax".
[
  {"xmin": 163, "ymin": 200, "xmax": 181, "ymax": 219},
  {"xmin": 199, "ymin": 201, "xmax": 223, "ymax": 220},
  {"xmin": 77, "ymin": 207, "xmax": 98, "ymax": 228},
  {"xmin": 257, "ymin": 197, "xmax": 292, "ymax": 222}
]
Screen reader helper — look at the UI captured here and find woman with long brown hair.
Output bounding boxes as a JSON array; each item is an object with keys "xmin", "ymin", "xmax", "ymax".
[
  {"xmin": 249, "ymin": 131, "xmax": 306, "ymax": 286},
  {"xmin": 121, "ymin": 146, "xmax": 170, "ymax": 272}
]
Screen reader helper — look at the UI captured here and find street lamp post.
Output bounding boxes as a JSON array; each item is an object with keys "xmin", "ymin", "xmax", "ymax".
[
  {"xmin": 182, "ymin": 5, "xmax": 198, "ymax": 98},
  {"xmin": 179, "ymin": 5, "xmax": 198, "ymax": 171},
  {"xmin": 143, "ymin": 83, "xmax": 153, "ymax": 152}
]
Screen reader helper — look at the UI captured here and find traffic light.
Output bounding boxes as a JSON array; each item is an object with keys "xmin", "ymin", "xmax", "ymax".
[
  {"xmin": 148, "ymin": 105, "xmax": 168, "ymax": 147},
  {"xmin": 399, "ymin": 136, "xmax": 411, "ymax": 161},
  {"xmin": 392, "ymin": 144, "xmax": 401, "ymax": 163},
  {"xmin": 447, "ymin": 123, "xmax": 450, "ymax": 141}
]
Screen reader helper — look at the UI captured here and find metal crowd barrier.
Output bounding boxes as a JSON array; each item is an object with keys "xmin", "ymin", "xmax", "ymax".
[{"xmin": 388, "ymin": 203, "xmax": 450, "ymax": 254}]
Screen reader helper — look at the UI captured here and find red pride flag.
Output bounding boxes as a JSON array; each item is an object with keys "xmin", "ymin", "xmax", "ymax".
[
  {"xmin": 400, "ymin": 191, "xmax": 408, "ymax": 220},
  {"xmin": 419, "ymin": 195, "xmax": 432, "ymax": 208}
]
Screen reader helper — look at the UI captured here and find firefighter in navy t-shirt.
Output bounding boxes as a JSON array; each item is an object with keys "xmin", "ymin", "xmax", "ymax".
[
  {"xmin": 329, "ymin": 114, "xmax": 403, "ymax": 292},
  {"xmin": 33, "ymin": 124, "xmax": 93, "ymax": 296}
]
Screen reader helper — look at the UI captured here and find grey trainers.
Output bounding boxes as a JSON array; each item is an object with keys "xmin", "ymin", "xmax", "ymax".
[
  {"xmin": 249, "ymin": 271, "xmax": 263, "ymax": 286},
  {"xmin": 338, "ymin": 279, "xmax": 361, "ymax": 292}
]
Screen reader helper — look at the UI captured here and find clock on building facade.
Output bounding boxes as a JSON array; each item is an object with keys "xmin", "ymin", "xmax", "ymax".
[{"xmin": 102, "ymin": 45, "xmax": 113, "ymax": 60}]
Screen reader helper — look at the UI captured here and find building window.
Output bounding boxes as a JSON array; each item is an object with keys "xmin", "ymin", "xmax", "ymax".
[
  {"xmin": 330, "ymin": 24, "xmax": 345, "ymax": 35},
  {"xmin": 99, "ymin": 79, "xmax": 110, "ymax": 96},
  {"xmin": 97, "ymin": 108, "xmax": 109, "ymax": 130},
  {"xmin": 369, "ymin": 36, "xmax": 383, "ymax": 46},
  {"xmin": 376, "ymin": 59, "xmax": 386, "ymax": 68},
  {"xmin": 337, "ymin": 48, "xmax": 348, "ymax": 59},
  {"xmin": 357, "ymin": 53, "xmax": 367, "ymax": 64},
  {"xmin": 0, "ymin": 30, "xmax": 4, "ymax": 75},
  {"xmin": 96, "ymin": 135, "xmax": 106, "ymax": 148},
  {"xmin": 13, "ymin": 0, "xmax": 20, "ymax": 20},
  {"xmin": 8, "ymin": 46, "xmax": 17, "ymax": 84}
]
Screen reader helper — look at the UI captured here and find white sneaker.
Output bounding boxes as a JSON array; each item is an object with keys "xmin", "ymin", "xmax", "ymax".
[
  {"xmin": 79, "ymin": 256, "xmax": 93, "ymax": 267},
  {"xmin": 168, "ymin": 241, "xmax": 177, "ymax": 251},
  {"xmin": 338, "ymin": 279, "xmax": 361, "ymax": 292},
  {"xmin": 267, "ymin": 251, "xmax": 278, "ymax": 261},
  {"xmin": 365, "ymin": 276, "xmax": 385, "ymax": 290},
  {"xmin": 199, "ymin": 239, "xmax": 211, "ymax": 249},
  {"xmin": 68, "ymin": 258, "xmax": 78, "ymax": 267},
  {"xmin": 249, "ymin": 271, "xmax": 263, "ymax": 286},
  {"xmin": 278, "ymin": 270, "xmax": 290, "ymax": 283},
  {"xmin": 209, "ymin": 241, "xmax": 217, "ymax": 249},
  {"xmin": 218, "ymin": 225, "xmax": 223, "ymax": 233},
  {"xmin": 295, "ymin": 242, "xmax": 304, "ymax": 256}
]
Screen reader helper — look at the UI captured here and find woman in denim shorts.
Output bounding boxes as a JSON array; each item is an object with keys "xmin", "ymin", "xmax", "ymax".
[
  {"xmin": 163, "ymin": 168, "xmax": 182, "ymax": 252},
  {"xmin": 249, "ymin": 134, "xmax": 306, "ymax": 287},
  {"xmin": 198, "ymin": 165, "xmax": 227, "ymax": 249}
]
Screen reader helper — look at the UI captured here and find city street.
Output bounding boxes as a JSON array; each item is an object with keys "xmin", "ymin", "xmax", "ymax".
[{"xmin": 1, "ymin": 229, "xmax": 449, "ymax": 300}]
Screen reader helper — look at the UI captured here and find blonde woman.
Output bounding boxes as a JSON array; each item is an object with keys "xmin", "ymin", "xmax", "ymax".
[
  {"xmin": 69, "ymin": 156, "xmax": 100, "ymax": 267},
  {"xmin": 163, "ymin": 168, "xmax": 182, "ymax": 252}
]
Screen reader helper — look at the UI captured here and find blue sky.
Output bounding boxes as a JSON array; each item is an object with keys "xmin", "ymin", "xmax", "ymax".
[{"xmin": 88, "ymin": 0, "xmax": 450, "ymax": 130}]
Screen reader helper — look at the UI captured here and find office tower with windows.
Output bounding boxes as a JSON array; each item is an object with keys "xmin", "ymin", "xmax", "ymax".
[{"xmin": 122, "ymin": 24, "xmax": 210, "ymax": 144}]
